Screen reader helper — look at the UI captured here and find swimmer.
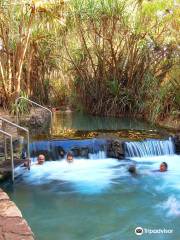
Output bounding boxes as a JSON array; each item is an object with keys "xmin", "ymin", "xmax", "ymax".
[
  {"xmin": 128, "ymin": 165, "xmax": 137, "ymax": 176},
  {"xmin": 66, "ymin": 152, "xmax": 73, "ymax": 163},
  {"xmin": 159, "ymin": 162, "xmax": 168, "ymax": 172},
  {"xmin": 37, "ymin": 154, "xmax": 45, "ymax": 165}
]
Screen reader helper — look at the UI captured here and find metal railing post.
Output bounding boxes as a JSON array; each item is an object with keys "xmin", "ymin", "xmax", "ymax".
[
  {"xmin": 0, "ymin": 129, "xmax": 14, "ymax": 182},
  {"xmin": 4, "ymin": 136, "xmax": 7, "ymax": 160},
  {"xmin": 15, "ymin": 97, "xmax": 53, "ymax": 132},
  {"xmin": 0, "ymin": 117, "xmax": 30, "ymax": 163},
  {"xmin": 10, "ymin": 135, "xmax": 14, "ymax": 182},
  {"xmin": 2, "ymin": 121, "xmax": 8, "ymax": 160},
  {"xmin": 27, "ymin": 129, "xmax": 30, "ymax": 161}
]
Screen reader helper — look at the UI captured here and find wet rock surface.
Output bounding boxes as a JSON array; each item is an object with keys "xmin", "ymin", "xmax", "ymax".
[
  {"xmin": 174, "ymin": 135, "xmax": 180, "ymax": 154},
  {"xmin": 29, "ymin": 108, "xmax": 50, "ymax": 127},
  {"xmin": 107, "ymin": 139, "xmax": 125, "ymax": 159},
  {"xmin": 0, "ymin": 189, "xmax": 34, "ymax": 240}
]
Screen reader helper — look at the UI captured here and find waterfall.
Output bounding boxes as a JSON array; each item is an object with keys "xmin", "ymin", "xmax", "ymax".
[
  {"xmin": 30, "ymin": 139, "xmax": 107, "ymax": 160},
  {"xmin": 89, "ymin": 151, "xmax": 106, "ymax": 159},
  {"xmin": 124, "ymin": 138, "xmax": 175, "ymax": 157}
]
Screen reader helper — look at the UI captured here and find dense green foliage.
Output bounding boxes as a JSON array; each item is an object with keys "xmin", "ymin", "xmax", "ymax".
[{"xmin": 0, "ymin": 0, "xmax": 179, "ymax": 122}]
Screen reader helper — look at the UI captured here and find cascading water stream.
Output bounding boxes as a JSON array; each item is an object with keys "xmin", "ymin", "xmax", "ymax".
[
  {"xmin": 89, "ymin": 151, "xmax": 106, "ymax": 159},
  {"xmin": 124, "ymin": 138, "xmax": 175, "ymax": 157}
]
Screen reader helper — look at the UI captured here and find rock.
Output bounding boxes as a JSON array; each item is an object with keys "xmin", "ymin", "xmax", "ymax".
[
  {"xmin": 0, "ymin": 190, "xmax": 9, "ymax": 201},
  {"xmin": 80, "ymin": 147, "xmax": 89, "ymax": 158},
  {"xmin": 3, "ymin": 232, "xmax": 34, "ymax": 240},
  {"xmin": 0, "ymin": 231, "xmax": 4, "ymax": 240},
  {"xmin": 29, "ymin": 114, "xmax": 44, "ymax": 126},
  {"xmin": 107, "ymin": 139, "xmax": 125, "ymax": 159},
  {"xmin": 28, "ymin": 108, "xmax": 50, "ymax": 127},
  {"xmin": 0, "ymin": 200, "xmax": 22, "ymax": 218},
  {"xmin": 54, "ymin": 146, "xmax": 65, "ymax": 159},
  {"xmin": 2, "ymin": 218, "xmax": 32, "ymax": 235},
  {"xmin": 0, "ymin": 189, "xmax": 34, "ymax": 240},
  {"xmin": 70, "ymin": 147, "xmax": 89, "ymax": 158},
  {"xmin": 71, "ymin": 147, "xmax": 80, "ymax": 157},
  {"xmin": 173, "ymin": 135, "xmax": 180, "ymax": 154}
]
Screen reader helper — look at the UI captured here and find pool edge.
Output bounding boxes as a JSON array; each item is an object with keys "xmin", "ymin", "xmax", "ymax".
[{"xmin": 0, "ymin": 188, "xmax": 35, "ymax": 240}]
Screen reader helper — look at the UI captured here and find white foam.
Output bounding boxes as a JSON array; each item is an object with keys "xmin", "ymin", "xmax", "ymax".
[
  {"xmin": 157, "ymin": 196, "xmax": 180, "ymax": 217},
  {"xmin": 15, "ymin": 154, "xmax": 180, "ymax": 196},
  {"xmin": 131, "ymin": 154, "xmax": 180, "ymax": 192},
  {"xmin": 130, "ymin": 154, "xmax": 180, "ymax": 173},
  {"xmin": 89, "ymin": 151, "xmax": 106, "ymax": 159},
  {"xmin": 20, "ymin": 158, "xmax": 125, "ymax": 194}
]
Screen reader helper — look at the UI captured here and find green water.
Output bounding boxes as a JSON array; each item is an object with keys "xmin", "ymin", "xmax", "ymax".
[
  {"xmin": 52, "ymin": 112, "xmax": 156, "ymax": 131},
  {"xmin": 27, "ymin": 111, "xmax": 165, "ymax": 140}
]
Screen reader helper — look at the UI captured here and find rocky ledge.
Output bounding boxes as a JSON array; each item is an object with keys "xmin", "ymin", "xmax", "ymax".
[
  {"xmin": 173, "ymin": 135, "xmax": 180, "ymax": 154},
  {"xmin": 0, "ymin": 189, "xmax": 34, "ymax": 240},
  {"xmin": 107, "ymin": 139, "xmax": 125, "ymax": 159}
]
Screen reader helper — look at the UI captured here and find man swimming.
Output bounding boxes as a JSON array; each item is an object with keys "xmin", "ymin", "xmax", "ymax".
[
  {"xmin": 37, "ymin": 154, "xmax": 45, "ymax": 165},
  {"xmin": 128, "ymin": 165, "xmax": 138, "ymax": 176},
  {"xmin": 66, "ymin": 152, "xmax": 73, "ymax": 163},
  {"xmin": 159, "ymin": 162, "xmax": 168, "ymax": 172}
]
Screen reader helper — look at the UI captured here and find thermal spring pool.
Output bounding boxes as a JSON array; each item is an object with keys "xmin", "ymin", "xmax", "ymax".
[{"xmin": 2, "ymin": 153, "xmax": 180, "ymax": 240}]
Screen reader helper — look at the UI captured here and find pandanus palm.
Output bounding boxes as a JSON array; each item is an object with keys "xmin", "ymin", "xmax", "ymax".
[
  {"xmin": 0, "ymin": 0, "xmax": 66, "ymax": 106},
  {"xmin": 65, "ymin": 0, "xmax": 179, "ymax": 119}
]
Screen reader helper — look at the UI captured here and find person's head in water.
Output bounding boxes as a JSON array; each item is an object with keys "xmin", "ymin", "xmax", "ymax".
[
  {"xmin": 128, "ymin": 165, "xmax": 137, "ymax": 175},
  {"xmin": 37, "ymin": 154, "xmax": 45, "ymax": 165},
  {"xmin": 160, "ymin": 162, "xmax": 168, "ymax": 172},
  {"xmin": 66, "ymin": 152, "xmax": 73, "ymax": 163}
]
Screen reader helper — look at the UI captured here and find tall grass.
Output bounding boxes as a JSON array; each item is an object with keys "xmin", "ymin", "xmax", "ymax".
[{"xmin": 64, "ymin": 0, "xmax": 179, "ymax": 120}]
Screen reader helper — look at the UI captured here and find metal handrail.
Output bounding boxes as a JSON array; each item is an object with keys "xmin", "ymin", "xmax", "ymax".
[
  {"xmin": 15, "ymin": 97, "xmax": 53, "ymax": 129},
  {"xmin": 0, "ymin": 129, "xmax": 14, "ymax": 182},
  {"xmin": 0, "ymin": 117, "xmax": 30, "ymax": 161}
]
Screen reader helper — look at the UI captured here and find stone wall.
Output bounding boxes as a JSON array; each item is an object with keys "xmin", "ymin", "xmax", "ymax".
[{"xmin": 0, "ymin": 189, "xmax": 34, "ymax": 240}]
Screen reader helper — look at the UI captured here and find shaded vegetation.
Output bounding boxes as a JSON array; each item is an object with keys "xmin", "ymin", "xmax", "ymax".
[{"xmin": 0, "ymin": 0, "xmax": 179, "ymax": 124}]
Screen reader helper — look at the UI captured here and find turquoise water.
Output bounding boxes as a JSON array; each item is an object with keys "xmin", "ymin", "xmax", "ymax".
[{"xmin": 2, "ymin": 154, "xmax": 180, "ymax": 240}]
